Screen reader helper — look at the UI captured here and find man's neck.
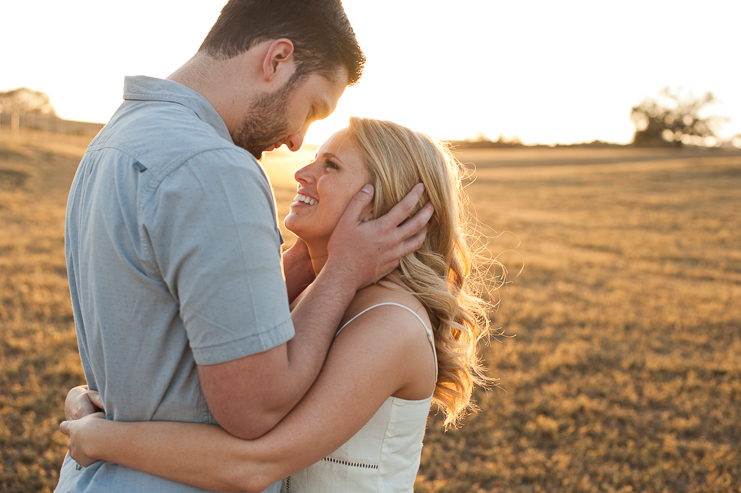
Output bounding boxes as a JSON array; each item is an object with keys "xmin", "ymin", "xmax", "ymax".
[
  {"xmin": 168, "ymin": 52, "xmax": 219, "ymax": 93},
  {"xmin": 167, "ymin": 51, "xmax": 260, "ymax": 135}
]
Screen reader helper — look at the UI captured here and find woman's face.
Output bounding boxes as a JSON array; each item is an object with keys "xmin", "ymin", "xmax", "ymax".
[{"xmin": 284, "ymin": 129, "xmax": 371, "ymax": 247}]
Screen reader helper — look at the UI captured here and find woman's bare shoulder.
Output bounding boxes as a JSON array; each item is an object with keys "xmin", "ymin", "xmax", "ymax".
[
  {"xmin": 340, "ymin": 280, "xmax": 430, "ymax": 329},
  {"xmin": 336, "ymin": 280, "xmax": 436, "ymax": 400}
]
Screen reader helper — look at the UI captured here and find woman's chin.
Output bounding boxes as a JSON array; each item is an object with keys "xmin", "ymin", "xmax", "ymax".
[
  {"xmin": 283, "ymin": 216, "xmax": 312, "ymax": 244},
  {"xmin": 283, "ymin": 213, "xmax": 299, "ymax": 233}
]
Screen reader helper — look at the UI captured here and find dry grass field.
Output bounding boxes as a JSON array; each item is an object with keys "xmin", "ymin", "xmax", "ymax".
[{"xmin": 0, "ymin": 129, "xmax": 739, "ymax": 492}]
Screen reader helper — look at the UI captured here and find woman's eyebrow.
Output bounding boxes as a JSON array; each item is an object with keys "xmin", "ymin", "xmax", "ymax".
[{"xmin": 318, "ymin": 152, "xmax": 344, "ymax": 165}]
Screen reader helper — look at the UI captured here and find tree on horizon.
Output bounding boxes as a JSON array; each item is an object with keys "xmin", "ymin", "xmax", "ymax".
[
  {"xmin": 630, "ymin": 87, "xmax": 727, "ymax": 147},
  {"xmin": 0, "ymin": 87, "xmax": 57, "ymax": 138}
]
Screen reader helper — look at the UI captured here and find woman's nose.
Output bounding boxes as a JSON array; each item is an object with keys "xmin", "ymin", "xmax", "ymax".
[{"xmin": 293, "ymin": 161, "xmax": 316, "ymax": 183}]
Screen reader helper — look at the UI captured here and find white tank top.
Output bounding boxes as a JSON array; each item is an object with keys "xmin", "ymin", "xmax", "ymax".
[{"xmin": 281, "ymin": 303, "xmax": 438, "ymax": 493}]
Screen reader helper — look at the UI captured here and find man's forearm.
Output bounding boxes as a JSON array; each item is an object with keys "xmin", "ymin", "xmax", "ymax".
[
  {"xmin": 255, "ymin": 258, "xmax": 359, "ymax": 434},
  {"xmin": 284, "ymin": 256, "xmax": 358, "ymax": 384},
  {"xmin": 200, "ymin": 258, "xmax": 358, "ymax": 439}
]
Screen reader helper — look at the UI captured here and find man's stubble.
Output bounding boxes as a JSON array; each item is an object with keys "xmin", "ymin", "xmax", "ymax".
[{"xmin": 232, "ymin": 78, "xmax": 299, "ymax": 160}]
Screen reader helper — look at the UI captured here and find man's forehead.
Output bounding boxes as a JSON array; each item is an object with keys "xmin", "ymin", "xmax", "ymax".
[{"xmin": 317, "ymin": 68, "xmax": 349, "ymax": 113}]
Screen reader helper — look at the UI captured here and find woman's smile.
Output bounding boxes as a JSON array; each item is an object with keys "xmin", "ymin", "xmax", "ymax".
[{"xmin": 291, "ymin": 191, "xmax": 319, "ymax": 206}]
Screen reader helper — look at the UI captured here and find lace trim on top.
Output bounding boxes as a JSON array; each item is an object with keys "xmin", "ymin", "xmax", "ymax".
[
  {"xmin": 284, "ymin": 457, "xmax": 381, "ymax": 491},
  {"xmin": 322, "ymin": 456, "xmax": 380, "ymax": 469}
]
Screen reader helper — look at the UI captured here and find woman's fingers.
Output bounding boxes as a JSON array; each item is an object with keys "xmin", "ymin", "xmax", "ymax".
[
  {"xmin": 88, "ymin": 391, "xmax": 104, "ymax": 410},
  {"xmin": 65, "ymin": 386, "xmax": 90, "ymax": 420},
  {"xmin": 65, "ymin": 386, "xmax": 104, "ymax": 420},
  {"xmin": 60, "ymin": 412, "xmax": 107, "ymax": 467},
  {"xmin": 59, "ymin": 420, "xmax": 71, "ymax": 436}
]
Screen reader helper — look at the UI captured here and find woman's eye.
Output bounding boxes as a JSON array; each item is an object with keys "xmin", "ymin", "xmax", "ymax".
[{"xmin": 325, "ymin": 160, "xmax": 339, "ymax": 170}]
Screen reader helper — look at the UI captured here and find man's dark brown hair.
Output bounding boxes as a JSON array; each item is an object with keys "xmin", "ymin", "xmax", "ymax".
[{"xmin": 200, "ymin": 0, "xmax": 365, "ymax": 85}]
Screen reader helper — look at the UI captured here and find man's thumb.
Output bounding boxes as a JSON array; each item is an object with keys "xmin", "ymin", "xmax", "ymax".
[{"xmin": 342, "ymin": 185, "xmax": 374, "ymax": 221}]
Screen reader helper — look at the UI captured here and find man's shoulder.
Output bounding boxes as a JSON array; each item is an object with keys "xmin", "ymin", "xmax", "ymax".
[{"xmin": 88, "ymin": 100, "xmax": 254, "ymax": 178}]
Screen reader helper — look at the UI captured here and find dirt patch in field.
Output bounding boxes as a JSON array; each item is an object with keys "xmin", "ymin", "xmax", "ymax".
[{"xmin": 0, "ymin": 169, "xmax": 30, "ymax": 190}]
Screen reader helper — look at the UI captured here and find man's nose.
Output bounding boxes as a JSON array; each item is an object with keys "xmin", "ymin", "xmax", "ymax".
[{"xmin": 285, "ymin": 131, "xmax": 305, "ymax": 152}]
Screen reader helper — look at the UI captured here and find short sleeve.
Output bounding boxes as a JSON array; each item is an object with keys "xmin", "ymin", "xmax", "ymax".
[{"xmin": 143, "ymin": 148, "xmax": 294, "ymax": 365}]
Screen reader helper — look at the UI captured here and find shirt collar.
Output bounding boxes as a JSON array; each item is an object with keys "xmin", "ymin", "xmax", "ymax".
[{"xmin": 122, "ymin": 76, "xmax": 233, "ymax": 143}]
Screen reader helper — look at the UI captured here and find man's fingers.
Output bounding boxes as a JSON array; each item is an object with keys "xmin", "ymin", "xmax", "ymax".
[
  {"xmin": 375, "ymin": 224, "xmax": 428, "ymax": 280},
  {"xmin": 339, "ymin": 185, "xmax": 374, "ymax": 223},
  {"xmin": 396, "ymin": 201, "xmax": 433, "ymax": 240},
  {"xmin": 398, "ymin": 224, "xmax": 428, "ymax": 258},
  {"xmin": 378, "ymin": 183, "xmax": 425, "ymax": 228},
  {"xmin": 60, "ymin": 421, "xmax": 70, "ymax": 436}
]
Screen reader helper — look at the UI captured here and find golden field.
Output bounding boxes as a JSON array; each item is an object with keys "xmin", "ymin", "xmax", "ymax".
[{"xmin": 0, "ymin": 129, "xmax": 739, "ymax": 492}]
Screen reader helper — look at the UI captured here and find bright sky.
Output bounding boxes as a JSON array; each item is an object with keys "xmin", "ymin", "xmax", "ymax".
[{"xmin": 2, "ymin": 0, "xmax": 738, "ymax": 145}]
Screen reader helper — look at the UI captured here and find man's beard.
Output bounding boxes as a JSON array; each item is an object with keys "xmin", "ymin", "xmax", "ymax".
[{"xmin": 232, "ymin": 79, "xmax": 297, "ymax": 160}]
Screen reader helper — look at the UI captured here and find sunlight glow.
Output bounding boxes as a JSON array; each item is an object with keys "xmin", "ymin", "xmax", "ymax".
[{"xmin": 1, "ymin": 0, "xmax": 738, "ymax": 146}]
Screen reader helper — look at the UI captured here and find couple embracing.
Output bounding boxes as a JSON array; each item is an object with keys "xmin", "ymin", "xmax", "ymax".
[{"xmin": 57, "ymin": 1, "xmax": 491, "ymax": 492}]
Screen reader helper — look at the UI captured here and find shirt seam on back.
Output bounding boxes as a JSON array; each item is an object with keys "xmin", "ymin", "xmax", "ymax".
[
  {"xmin": 82, "ymin": 145, "xmax": 263, "ymax": 273},
  {"xmin": 84, "ymin": 142, "xmax": 243, "ymax": 190}
]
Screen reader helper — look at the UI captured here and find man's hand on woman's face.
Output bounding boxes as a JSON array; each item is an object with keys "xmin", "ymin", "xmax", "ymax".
[
  {"xmin": 65, "ymin": 385, "xmax": 104, "ymax": 421},
  {"xmin": 327, "ymin": 183, "xmax": 433, "ymax": 290}
]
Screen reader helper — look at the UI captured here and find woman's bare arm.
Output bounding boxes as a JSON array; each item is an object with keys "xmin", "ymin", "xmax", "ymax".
[
  {"xmin": 60, "ymin": 300, "xmax": 436, "ymax": 493},
  {"xmin": 62, "ymin": 414, "xmax": 262, "ymax": 492}
]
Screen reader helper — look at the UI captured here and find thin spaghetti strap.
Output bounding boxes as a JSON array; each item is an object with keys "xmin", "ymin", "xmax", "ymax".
[{"xmin": 337, "ymin": 302, "xmax": 438, "ymax": 380}]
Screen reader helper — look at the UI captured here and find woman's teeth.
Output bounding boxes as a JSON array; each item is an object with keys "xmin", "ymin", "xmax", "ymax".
[{"xmin": 294, "ymin": 193, "xmax": 318, "ymax": 205}]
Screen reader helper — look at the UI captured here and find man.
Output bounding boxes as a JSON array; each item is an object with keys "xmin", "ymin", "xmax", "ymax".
[{"xmin": 56, "ymin": 1, "xmax": 432, "ymax": 492}]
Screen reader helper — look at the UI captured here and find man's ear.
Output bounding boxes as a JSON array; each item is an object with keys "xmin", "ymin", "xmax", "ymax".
[{"xmin": 262, "ymin": 38, "xmax": 295, "ymax": 82}]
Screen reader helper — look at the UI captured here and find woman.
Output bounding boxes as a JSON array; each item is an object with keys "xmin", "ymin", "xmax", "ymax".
[{"xmin": 61, "ymin": 117, "xmax": 494, "ymax": 492}]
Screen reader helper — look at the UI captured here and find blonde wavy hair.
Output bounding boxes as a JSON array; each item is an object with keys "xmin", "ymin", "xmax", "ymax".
[{"xmin": 347, "ymin": 117, "xmax": 494, "ymax": 428}]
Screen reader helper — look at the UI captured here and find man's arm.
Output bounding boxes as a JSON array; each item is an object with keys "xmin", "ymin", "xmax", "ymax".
[{"xmin": 198, "ymin": 184, "xmax": 433, "ymax": 439}]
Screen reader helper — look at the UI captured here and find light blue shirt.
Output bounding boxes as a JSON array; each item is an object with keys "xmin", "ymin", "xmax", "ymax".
[{"xmin": 56, "ymin": 76, "xmax": 293, "ymax": 493}]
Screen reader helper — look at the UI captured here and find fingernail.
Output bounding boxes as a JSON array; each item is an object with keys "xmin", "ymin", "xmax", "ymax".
[
  {"xmin": 361, "ymin": 185, "xmax": 373, "ymax": 194},
  {"xmin": 417, "ymin": 183, "xmax": 425, "ymax": 193}
]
